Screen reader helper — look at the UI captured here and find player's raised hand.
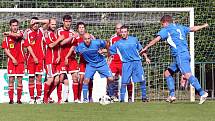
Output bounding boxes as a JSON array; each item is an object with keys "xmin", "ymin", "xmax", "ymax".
[
  {"xmin": 30, "ymin": 19, "xmax": 36, "ymax": 25},
  {"xmin": 72, "ymin": 32, "xmax": 79, "ymax": 39},
  {"xmin": 3, "ymin": 32, "xmax": 10, "ymax": 36},
  {"xmin": 203, "ymin": 23, "xmax": 209, "ymax": 28}
]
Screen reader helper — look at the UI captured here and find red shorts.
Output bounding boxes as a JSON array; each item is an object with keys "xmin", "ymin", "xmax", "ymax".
[
  {"xmin": 7, "ymin": 60, "xmax": 25, "ymax": 76},
  {"xmin": 45, "ymin": 64, "xmax": 60, "ymax": 78},
  {"xmin": 60, "ymin": 59, "xmax": 78, "ymax": 74},
  {"xmin": 109, "ymin": 61, "xmax": 122, "ymax": 76},
  {"xmin": 79, "ymin": 62, "xmax": 86, "ymax": 74},
  {"xmin": 27, "ymin": 61, "xmax": 43, "ymax": 76}
]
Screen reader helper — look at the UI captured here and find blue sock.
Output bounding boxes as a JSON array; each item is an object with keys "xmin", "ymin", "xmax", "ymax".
[
  {"xmin": 120, "ymin": 83, "xmax": 126, "ymax": 102},
  {"xmin": 82, "ymin": 83, "xmax": 88, "ymax": 100},
  {"xmin": 188, "ymin": 75, "xmax": 204, "ymax": 96},
  {"xmin": 108, "ymin": 82, "xmax": 115, "ymax": 97},
  {"xmin": 140, "ymin": 80, "xmax": 147, "ymax": 98},
  {"xmin": 166, "ymin": 76, "xmax": 175, "ymax": 97}
]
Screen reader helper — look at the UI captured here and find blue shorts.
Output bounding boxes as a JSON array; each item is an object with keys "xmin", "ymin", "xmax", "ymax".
[
  {"xmin": 168, "ymin": 53, "xmax": 191, "ymax": 74},
  {"xmin": 122, "ymin": 60, "xmax": 145, "ymax": 84},
  {"xmin": 85, "ymin": 63, "xmax": 113, "ymax": 79}
]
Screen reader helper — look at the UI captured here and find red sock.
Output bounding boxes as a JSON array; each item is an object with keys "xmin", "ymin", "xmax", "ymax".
[
  {"xmin": 88, "ymin": 81, "xmax": 93, "ymax": 99},
  {"xmin": 8, "ymin": 86, "xmax": 14, "ymax": 101},
  {"xmin": 57, "ymin": 83, "xmax": 62, "ymax": 101},
  {"xmin": 43, "ymin": 83, "xmax": 50, "ymax": 101},
  {"xmin": 17, "ymin": 86, "xmax": 23, "ymax": 101},
  {"xmin": 78, "ymin": 82, "xmax": 83, "ymax": 100},
  {"xmin": 73, "ymin": 82, "xmax": 79, "ymax": 101},
  {"xmin": 36, "ymin": 82, "xmax": 42, "ymax": 98},
  {"xmin": 127, "ymin": 83, "xmax": 133, "ymax": 98},
  {"xmin": 29, "ymin": 83, "xmax": 35, "ymax": 99},
  {"xmin": 48, "ymin": 82, "xmax": 57, "ymax": 97}
]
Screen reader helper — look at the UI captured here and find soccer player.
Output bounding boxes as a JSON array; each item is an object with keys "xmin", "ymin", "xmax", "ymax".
[
  {"xmin": 109, "ymin": 25, "xmax": 151, "ymax": 102},
  {"xmin": 142, "ymin": 15, "xmax": 208, "ymax": 104},
  {"xmin": 75, "ymin": 33, "xmax": 114, "ymax": 103},
  {"xmin": 75, "ymin": 22, "xmax": 95, "ymax": 102},
  {"xmin": 57, "ymin": 15, "xmax": 79, "ymax": 103},
  {"xmin": 108, "ymin": 23, "xmax": 135, "ymax": 102},
  {"xmin": 24, "ymin": 17, "xmax": 49, "ymax": 104},
  {"xmin": 2, "ymin": 19, "xmax": 24, "ymax": 104},
  {"xmin": 43, "ymin": 18, "xmax": 65, "ymax": 104}
]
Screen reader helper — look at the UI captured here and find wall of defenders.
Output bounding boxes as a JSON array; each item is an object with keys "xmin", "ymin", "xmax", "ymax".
[{"xmin": 1, "ymin": 14, "xmax": 209, "ymax": 104}]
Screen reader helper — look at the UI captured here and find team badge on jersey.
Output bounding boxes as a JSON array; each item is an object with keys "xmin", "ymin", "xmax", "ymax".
[{"xmin": 9, "ymin": 44, "xmax": 14, "ymax": 48}]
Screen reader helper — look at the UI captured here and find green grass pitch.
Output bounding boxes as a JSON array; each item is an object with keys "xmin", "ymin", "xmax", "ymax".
[{"xmin": 0, "ymin": 101, "xmax": 215, "ymax": 121}]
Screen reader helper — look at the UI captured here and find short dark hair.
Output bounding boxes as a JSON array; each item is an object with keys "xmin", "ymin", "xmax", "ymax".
[
  {"xmin": 120, "ymin": 25, "xmax": 129, "ymax": 30},
  {"xmin": 9, "ymin": 19, "xmax": 19, "ymax": 25},
  {"xmin": 31, "ymin": 17, "xmax": 39, "ymax": 20},
  {"xmin": 63, "ymin": 15, "xmax": 72, "ymax": 21},
  {"xmin": 76, "ymin": 22, "xmax": 86, "ymax": 30},
  {"xmin": 160, "ymin": 15, "xmax": 173, "ymax": 23}
]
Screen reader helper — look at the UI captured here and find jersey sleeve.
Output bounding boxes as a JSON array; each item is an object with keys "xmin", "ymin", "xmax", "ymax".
[
  {"xmin": 99, "ymin": 40, "xmax": 106, "ymax": 48},
  {"xmin": 136, "ymin": 38, "xmax": 143, "ymax": 51},
  {"xmin": 75, "ymin": 45, "xmax": 80, "ymax": 54},
  {"xmin": 71, "ymin": 38, "xmax": 78, "ymax": 46},
  {"xmin": 1, "ymin": 37, "xmax": 8, "ymax": 49},
  {"xmin": 109, "ymin": 42, "xmax": 117, "ymax": 55},
  {"xmin": 45, "ymin": 32, "xmax": 54, "ymax": 45},
  {"xmin": 24, "ymin": 31, "xmax": 31, "ymax": 47},
  {"xmin": 157, "ymin": 28, "xmax": 168, "ymax": 40},
  {"xmin": 182, "ymin": 25, "xmax": 190, "ymax": 34}
]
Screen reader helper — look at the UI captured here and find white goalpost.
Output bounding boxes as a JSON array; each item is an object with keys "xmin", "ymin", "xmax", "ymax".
[{"xmin": 0, "ymin": 8, "xmax": 195, "ymax": 102}]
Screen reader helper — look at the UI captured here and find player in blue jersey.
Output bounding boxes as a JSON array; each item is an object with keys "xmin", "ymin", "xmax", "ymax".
[
  {"xmin": 109, "ymin": 25, "xmax": 151, "ymax": 102},
  {"xmin": 75, "ymin": 33, "xmax": 114, "ymax": 103},
  {"xmin": 142, "ymin": 15, "xmax": 209, "ymax": 104}
]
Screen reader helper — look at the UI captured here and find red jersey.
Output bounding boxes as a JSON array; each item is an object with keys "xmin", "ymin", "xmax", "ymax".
[
  {"xmin": 57, "ymin": 27, "xmax": 78, "ymax": 61},
  {"xmin": 1, "ymin": 31, "xmax": 25, "ymax": 63},
  {"xmin": 110, "ymin": 34, "xmax": 122, "ymax": 63},
  {"xmin": 45, "ymin": 30, "xmax": 59, "ymax": 65},
  {"xmin": 24, "ymin": 28, "xmax": 45, "ymax": 63}
]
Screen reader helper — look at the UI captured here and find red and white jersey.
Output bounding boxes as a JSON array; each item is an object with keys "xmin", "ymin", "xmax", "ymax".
[
  {"xmin": 57, "ymin": 27, "xmax": 78, "ymax": 61},
  {"xmin": 24, "ymin": 28, "xmax": 45, "ymax": 63},
  {"xmin": 110, "ymin": 34, "xmax": 122, "ymax": 63},
  {"xmin": 1, "ymin": 31, "xmax": 25, "ymax": 63},
  {"xmin": 45, "ymin": 30, "xmax": 59, "ymax": 65}
]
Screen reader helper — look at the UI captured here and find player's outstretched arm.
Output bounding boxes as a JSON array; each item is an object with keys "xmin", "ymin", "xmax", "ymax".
[
  {"xmin": 48, "ymin": 35, "xmax": 64, "ymax": 48},
  {"xmin": 141, "ymin": 36, "xmax": 161, "ymax": 53},
  {"xmin": 190, "ymin": 23, "xmax": 209, "ymax": 32}
]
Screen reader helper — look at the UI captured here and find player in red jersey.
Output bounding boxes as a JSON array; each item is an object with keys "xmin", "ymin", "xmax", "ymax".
[
  {"xmin": 24, "ymin": 17, "xmax": 49, "ymax": 104},
  {"xmin": 57, "ymin": 15, "xmax": 79, "ymax": 103},
  {"xmin": 43, "ymin": 18, "xmax": 65, "ymax": 104},
  {"xmin": 2, "ymin": 19, "xmax": 24, "ymax": 104},
  {"xmin": 107, "ymin": 23, "xmax": 135, "ymax": 102}
]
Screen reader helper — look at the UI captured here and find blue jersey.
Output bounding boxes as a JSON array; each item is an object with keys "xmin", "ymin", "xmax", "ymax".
[
  {"xmin": 109, "ymin": 36, "xmax": 142, "ymax": 62},
  {"xmin": 157, "ymin": 23, "xmax": 190, "ymax": 57},
  {"xmin": 75, "ymin": 39, "xmax": 107, "ymax": 67}
]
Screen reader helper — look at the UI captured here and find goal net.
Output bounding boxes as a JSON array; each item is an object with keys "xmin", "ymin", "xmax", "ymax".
[{"xmin": 0, "ymin": 8, "xmax": 195, "ymax": 102}]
